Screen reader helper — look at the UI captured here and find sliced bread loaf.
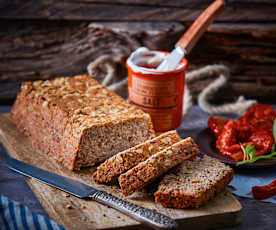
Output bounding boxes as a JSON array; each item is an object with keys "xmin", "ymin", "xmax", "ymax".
[
  {"xmin": 154, "ymin": 155, "xmax": 234, "ymax": 208},
  {"xmin": 119, "ymin": 137, "xmax": 200, "ymax": 196},
  {"xmin": 93, "ymin": 130, "xmax": 182, "ymax": 184}
]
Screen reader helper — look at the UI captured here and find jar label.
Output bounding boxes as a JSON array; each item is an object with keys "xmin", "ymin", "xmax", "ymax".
[
  {"xmin": 129, "ymin": 75, "xmax": 178, "ymax": 109},
  {"xmin": 129, "ymin": 75, "xmax": 183, "ymax": 130}
]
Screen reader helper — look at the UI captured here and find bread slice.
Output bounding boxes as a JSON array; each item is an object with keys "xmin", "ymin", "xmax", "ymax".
[
  {"xmin": 119, "ymin": 137, "xmax": 200, "ymax": 196},
  {"xmin": 11, "ymin": 75, "xmax": 155, "ymax": 170},
  {"xmin": 93, "ymin": 130, "xmax": 182, "ymax": 184},
  {"xmin": 154, "ymin": 155, "xmax": 234, "ymax": 208}
]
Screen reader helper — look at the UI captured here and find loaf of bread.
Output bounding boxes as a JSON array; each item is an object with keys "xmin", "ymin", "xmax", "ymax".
[
  {"xmin": 154, "ymin": 155, "xmax": 234, "ymax": 208},
  {"xmin": 93, "ymin": 130, "xmax": 182, "ymax": 184},
  {"xmin": 11, "ymin": 75, "xmax": 155, "ymax": 170},
  {"xmin": 119, "ymin": 137, "xmax": 200, "ymax": 196}
]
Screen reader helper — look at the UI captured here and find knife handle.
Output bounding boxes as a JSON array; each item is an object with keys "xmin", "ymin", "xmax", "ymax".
[
  {"xmin": 90, "ymin": 190, "xmax": 178, "ymax": 230},
  {"xmin": 176, "ymin": 0, "xmax": 225, "ymax": 54}
]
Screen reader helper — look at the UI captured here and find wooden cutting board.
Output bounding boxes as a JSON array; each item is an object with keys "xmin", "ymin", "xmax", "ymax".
[{"xmin": 0, "ymin": 113, "xmax": 242, "ymax": 230}]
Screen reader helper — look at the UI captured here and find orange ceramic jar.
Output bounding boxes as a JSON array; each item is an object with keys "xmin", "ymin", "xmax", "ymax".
[{"xmin": 127, "ymin": 52, "xmax": 188, "ymax": 132}]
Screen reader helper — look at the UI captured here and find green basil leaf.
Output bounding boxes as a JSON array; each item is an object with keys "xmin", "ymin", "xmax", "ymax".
[
  {"xmin": 236, "ymin": 146, "xmax": 276, "ymax": 166},
  {"xmin": 246, "ymin": 143, "xmax": 256, "ymax": 157},
  {"xmin": 245, "ymin": 143, "xmax": 252, "ymax": 153},
  {"xmin": 249, "ymin": 151, "xmax": 255, "ymax": 160},
  {"xmin": 245, "ymin": 143, "xmax": 252, "ymax": 155},
  {"xmin": 251, "ymin": 146, "xmax": 256, "ymax": 156}
]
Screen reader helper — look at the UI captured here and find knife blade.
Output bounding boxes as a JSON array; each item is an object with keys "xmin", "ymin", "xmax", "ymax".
[
  {"xmin": 2, "ymin": 152, "xmax": 178, "ymax": 230},
  {"xmin": 156, "ymin": 46, "xmax": 185, "ymax": 72}
]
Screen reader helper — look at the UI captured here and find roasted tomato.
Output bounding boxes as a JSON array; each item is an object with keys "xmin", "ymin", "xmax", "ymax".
[
  {"xmin": 216, "ymin": 121, "xmax": 245, "ymax": 161},
  {"xmin": 210, "ymin": 104, "xmax": 276, "ymax": 161},
  {"xmin": 236, "ymin": 125, "xmax": 251, "ymax": 142},
  {"xmin": 216, "ymin": 121, "xmax": 238, "ymax": 153},
  {"xmin": 237, "ymin": 104, "xmax": 276, "ymax": 133},
  {"xmin": 252, "ymin": 179, "xmax": 276, "ymax": 200},
  {"xmin": 249, "ymin": 131, "xmax": 274, "ymax": 156},
  {"xmin": 208, "ymin": 116, "xmax": 229, "ymax": 138}
]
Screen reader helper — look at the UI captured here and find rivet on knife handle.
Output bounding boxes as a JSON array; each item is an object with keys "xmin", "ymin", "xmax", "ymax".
[{"xmin": 90, "ymin": 190, "xmax": 178, "ymax": 230}]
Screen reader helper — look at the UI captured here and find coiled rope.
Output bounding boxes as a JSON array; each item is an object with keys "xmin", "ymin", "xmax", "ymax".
[{"xmin": 87, "ymin": 32, "xmax": 256, "ymax": 117}]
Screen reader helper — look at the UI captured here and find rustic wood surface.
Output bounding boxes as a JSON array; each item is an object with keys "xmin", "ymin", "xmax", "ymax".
[
  {"xmin": 0, "ymin": 21, "xmax": 186, "ymax": 103},
  {"xmin": 0, "ymin": 0, "xmax": 275, "ymax": 21},
  {"xmin": 1, "ymin": 0, "xmax": 276, "ymax": 104},
  {"xmin": 188, "ymin": 23, "xmax": 276, "ymax": 103},
  {"xmin": 1, "ymin": 21, "xmax": 276, "ymax": 104},
  {"xmin": 0, "ymin": 113, "xmax": 242, "ymax": 230}
]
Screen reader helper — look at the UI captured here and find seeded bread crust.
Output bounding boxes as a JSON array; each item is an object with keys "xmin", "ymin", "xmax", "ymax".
[
  {"xmin": 154, "ymin": 155, "xmax": 234, "ymax": 208},
  {"xmin": 93, "ymin": 130, "xmax": 182, "ymax": 184},
  {"xmin": 119, "ymin": 137, "xmax": 200, "ymax": 196},
  {"xmin": 11, "ymin": 74, "xmax": 155, "ymax": 170}
]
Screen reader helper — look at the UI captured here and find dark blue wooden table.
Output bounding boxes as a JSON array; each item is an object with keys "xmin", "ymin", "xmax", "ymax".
[{"xmin": 1, "ymin": 105, "xmax": 275, "ymax": 230}]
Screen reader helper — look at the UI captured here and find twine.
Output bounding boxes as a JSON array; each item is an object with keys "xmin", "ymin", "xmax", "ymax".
[
  {"xmin": 87, "ymin": 55, "xmax": 256, "ymax": 117},
  {"xmin": 87, "ymin": 54, "xmax": 129, "ymax": 92},
  {"xmin": 184, "ymin": 64, "xmax": 257, "ymax": 116},
  {"xmin": 87, "ymin": 26, "xmax": 256, "ymax": 117}
]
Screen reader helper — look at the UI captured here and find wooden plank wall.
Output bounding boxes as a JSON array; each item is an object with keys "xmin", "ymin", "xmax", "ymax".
[{"xmin": 0, "ymin": 0, "xmax": 276, "ymax": 104}]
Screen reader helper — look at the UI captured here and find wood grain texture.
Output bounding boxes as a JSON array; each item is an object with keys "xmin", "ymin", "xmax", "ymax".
[
  {"xmin": 0, "ymin": 0, "xmax": 275, "ymax": 21},
  {"xmin": 1, "ymin": 21, "xmax": 276, "ymax": 104},
  {"xmin": 0, "ymin": 113, "xmax": 242, "ymax": 230},
  {"xmin": 0, "ymin": 21, "xmax": 185, "ymax": 102},
  {"xmin": 188, "ymin": 23, "xmax": 276, "ymax": 103},
  {"xmin": 0, "ymin": 20, "xmax": 185, "ymax": 82}
]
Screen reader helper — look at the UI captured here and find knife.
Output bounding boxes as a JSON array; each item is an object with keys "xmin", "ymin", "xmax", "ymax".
[
  {"xmin": 2, "ymin": 152, "xmax": 178, "ymax": 230},
  {"xmin": 157, "ymin": 0, "xmax": 225, "ymax": 71}
]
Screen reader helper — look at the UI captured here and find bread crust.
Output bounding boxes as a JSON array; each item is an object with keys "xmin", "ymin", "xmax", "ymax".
[
  {"xmin": 154, "ymin": 155, "xmax": 234, "ymax": 208},
  {"xmin": 11, "ymin": 75, "xmax": 155, "ymax": 170},
  {"xmin": 119, "ymin": 137, "xmax": 200, "ymax": 196},
  {"xmin": 93, "ymin": 130, "xmax": 182, "ymax": 184}
]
